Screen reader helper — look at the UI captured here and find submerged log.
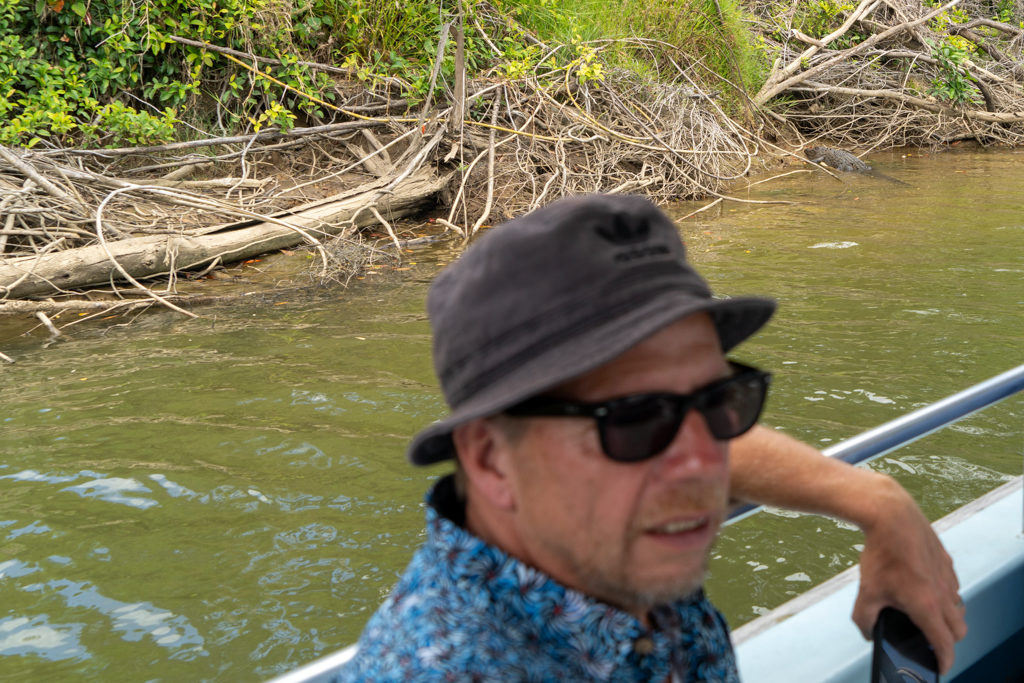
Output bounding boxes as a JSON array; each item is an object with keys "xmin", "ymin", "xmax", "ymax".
[{"xmin": 0, "ymin": 169, "xmax": 447, "ymax": 300}]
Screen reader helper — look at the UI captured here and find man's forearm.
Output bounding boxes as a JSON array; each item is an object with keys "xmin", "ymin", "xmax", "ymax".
[{"xmin": 728, "ymin": 424, "xmax": 900, "ymax": 530}]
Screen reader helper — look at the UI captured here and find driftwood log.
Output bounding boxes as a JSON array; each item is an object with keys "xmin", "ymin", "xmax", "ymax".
[{"xmin": 0, "ymin": 169, "xmax": 446, "ymax": 300}]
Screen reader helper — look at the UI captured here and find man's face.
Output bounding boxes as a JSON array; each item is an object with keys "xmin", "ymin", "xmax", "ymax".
[{"xmin": 501, "ymin": 313, "xmax": 731, "ymax": 616}]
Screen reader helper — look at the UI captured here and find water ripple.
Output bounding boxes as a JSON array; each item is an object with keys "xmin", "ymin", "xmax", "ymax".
[
  {"xmin": 0, "ymin": 615, "xmax": 87, "ymax": 662},
  {"xmin": 63, "ymin": 477, "xmax": 158, "ymax": 510},
  {"xmin": 21, "ymin": 578, "xmax": 207, "ymax": 659},
  {"xmin": 809, "ymin": 241, "xmax": 859, "ymax": 249},
  {"xmin": 1, "ymin": 469, "xmax": 159, "ymax": 510}
]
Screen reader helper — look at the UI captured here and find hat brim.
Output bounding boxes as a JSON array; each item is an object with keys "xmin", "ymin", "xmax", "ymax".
[{"xmin": 407, "ymin": 293, "xmax": 775, "ymax": 465}]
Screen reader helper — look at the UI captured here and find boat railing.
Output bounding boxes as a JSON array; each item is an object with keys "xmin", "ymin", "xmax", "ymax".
[
  {"xmin": 732, "ymin": 363, "xmax": 1024, "ymax": 682},
  {"xmin": 727, "ymin": 362, "xmax": 1024, "ymax": 525}
]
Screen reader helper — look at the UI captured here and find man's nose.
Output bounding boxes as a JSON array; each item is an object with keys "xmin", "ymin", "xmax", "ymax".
[{"xmin": 651, "ymin": 408, "xmax": 728, "ymax": 478}]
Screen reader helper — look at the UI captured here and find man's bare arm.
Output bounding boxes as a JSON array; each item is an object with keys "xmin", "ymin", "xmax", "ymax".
[{"xmin": 728, "ymin": 425, "xmax": 967, "ymax": 674}]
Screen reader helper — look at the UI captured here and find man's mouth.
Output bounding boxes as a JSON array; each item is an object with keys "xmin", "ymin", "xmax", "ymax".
[
  {"xmin": 639, "ymin": 513, "xmax": 719, "ymax": 553},
  {"xmin": 650, "ymin": 517, "xmax": 708, "ymax": 534}
]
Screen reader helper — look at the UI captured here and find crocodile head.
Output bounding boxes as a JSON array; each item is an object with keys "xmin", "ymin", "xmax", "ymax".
[{"xmin": 804, "ymin": 147, "xmax": 826, "ymax": 163}]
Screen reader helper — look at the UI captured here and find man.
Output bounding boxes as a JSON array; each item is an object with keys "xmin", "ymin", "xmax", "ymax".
[{"xmin": 337, "ymin": 195, "xmax": 964, "ymax": 681}]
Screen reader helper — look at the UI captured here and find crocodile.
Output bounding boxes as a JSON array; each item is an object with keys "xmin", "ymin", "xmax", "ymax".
[{"xmin": 804, "ymin": 146, "xmax": 909, "ymax": 185}]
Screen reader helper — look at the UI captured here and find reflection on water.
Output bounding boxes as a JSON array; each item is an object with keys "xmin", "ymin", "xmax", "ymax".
[
  {"xmin": 0, "ymin": 557, "xmax": 206, "ymax": 663},
  {"xmin": 1, "ymin": 613, "xmax": 88, "ymax": 663},
  {"xmin": 1, "ymin": 150, "xmax": 1022, "ymax": 680}
]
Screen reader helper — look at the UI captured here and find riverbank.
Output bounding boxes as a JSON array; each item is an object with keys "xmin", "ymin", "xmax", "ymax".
[{"xmin": 3, "ymin": 0, "xmax": 1024, "ymax": 323}]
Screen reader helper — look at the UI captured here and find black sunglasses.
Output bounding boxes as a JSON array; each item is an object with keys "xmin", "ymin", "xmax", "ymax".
[{"xmin": 504, "ymin": 361, "xmax": 771, "ymax": 463}]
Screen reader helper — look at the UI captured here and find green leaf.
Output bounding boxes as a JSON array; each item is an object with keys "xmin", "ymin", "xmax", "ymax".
[{"xmin": 71, "ymin": 1, "xmax": 85, "ymax": 17}]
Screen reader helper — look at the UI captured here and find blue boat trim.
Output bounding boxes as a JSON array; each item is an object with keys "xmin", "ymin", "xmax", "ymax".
[{"xmin": 733, "ymin": 476, "xmax": 1024, "ymax": 682}]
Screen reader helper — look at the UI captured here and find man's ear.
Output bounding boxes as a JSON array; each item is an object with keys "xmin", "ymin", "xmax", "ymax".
[{"xmin": 453, "ymin": 418, "xmax": 517, "ymax": 511}]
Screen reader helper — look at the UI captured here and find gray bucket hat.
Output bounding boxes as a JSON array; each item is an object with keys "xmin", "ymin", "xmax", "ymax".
[{"xmin": 408, "ymin": 194, "xmax": 775, "ymax": 465}]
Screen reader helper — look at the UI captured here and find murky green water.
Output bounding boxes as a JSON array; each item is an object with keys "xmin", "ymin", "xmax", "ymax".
[{"xmin": 1, "ymin": 149, "xmax": 1021, "ymax": 681}]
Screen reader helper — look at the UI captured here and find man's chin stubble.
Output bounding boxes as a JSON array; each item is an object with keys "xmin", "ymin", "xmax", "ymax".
[{"xmin": 576, "ymin": 556, "xmax": 710, "ymax": 617}]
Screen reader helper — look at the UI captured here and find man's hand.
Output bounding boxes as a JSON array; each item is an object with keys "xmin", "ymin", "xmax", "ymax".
[{"xmin": 853, "ymin": 477, "xmax": 966, "ymax": 674}]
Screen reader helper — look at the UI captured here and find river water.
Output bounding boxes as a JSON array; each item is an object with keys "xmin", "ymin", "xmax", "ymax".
[{"xmin": 1, "ymin": 149, "xmax": 1021, "ymax": 681}]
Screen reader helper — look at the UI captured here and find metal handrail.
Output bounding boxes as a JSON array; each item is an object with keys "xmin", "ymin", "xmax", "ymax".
[{"xmin": 727, "ymin": 363, "xmax": 1024, "ymax": 524}]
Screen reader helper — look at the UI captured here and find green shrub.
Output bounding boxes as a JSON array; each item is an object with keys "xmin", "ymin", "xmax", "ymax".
[
  {"xmin": 0, "ymin": 0, "xmax": 332, "ymax": 147},
  {"xmin": 927, "ymin": 37, "xmax": 979, "ymax": 104},
  {"xmin": 1, "ymin": 0, "xmax": 768, "ymax": 148},
  {"xmin": 795, "ymin": 0, "xmax": 855, "ymax": 39}
]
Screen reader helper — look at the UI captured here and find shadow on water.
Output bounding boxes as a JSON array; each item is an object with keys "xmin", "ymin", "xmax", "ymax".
[{"xmin": 1, "ymin": 149, "xmax": 1021, "ymax": 680}]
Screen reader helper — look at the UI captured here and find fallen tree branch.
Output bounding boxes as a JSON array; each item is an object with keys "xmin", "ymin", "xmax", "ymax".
[
  {"xmin": 958, "ymin": 17, "xmax": 1023, "ymax": 37},
  {"xmin": 168, "ymin": 35, "xmax": 355, "ymax": 77},
  {"xmin": 95, "ymin": 187, "xmax": 201, "ymax": 318},
  {"xmin": 0, "ymin": 170, "xmax": 448, "ymax": 299},
  {"xmin": 794, "ymin": 80, "xmax": 1024, "ymax": 122},
  {"xmin": 0, "ymin": 147, "xmax": 75, "ymax": 205},
  {"xmin": 951, "ymin": 26, "xmax": 1024, "ymax": 80},
  {"xmin": 754, "ymin": 0, "xmax": 885, "ymax": 104},
  {"xmin": 34, "ymin": 310, "xmax": 61, "ymax": 336},
  {"xmin": 471, "ymin": 96, "xmax": 500, "ymax": 235},
  {"xmin": 50, "ymin": 120, "xmax": 387, "ymax": 157},
  {"xmin": 145, "ymin": 177, "xmax": 271, "ymax": 189},
  {"xmin": 0, "ymin": 292, "xmax": 253, "ymax": 318}
]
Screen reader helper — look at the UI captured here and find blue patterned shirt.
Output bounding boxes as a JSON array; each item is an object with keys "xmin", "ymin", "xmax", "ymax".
[{"xmin": 336, "ymin": 476, "xmax": 738, "ymax": 682}]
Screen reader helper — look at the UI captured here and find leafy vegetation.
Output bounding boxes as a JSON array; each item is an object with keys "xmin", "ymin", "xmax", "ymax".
[
  {"xmin": 0, "ymin": 0, "xmax": 309, "ymax": 146},
  {"xmin": 921, "ymin": 1, "xmax": 980, "ymax": 105},
  {"xmin": 1, "ymin": 0, "xmax": 766, "ymax": 148},
  {"xmin": 515, "ymin": 0, "xmax": 768, "ymax": 94},
  {"xmin": 927, "ymin": 37, "xmax": 980, "ymax": 104},
  {"xmin": 795, "ymin": 0, "xmax": 855, "ymax": 38}
]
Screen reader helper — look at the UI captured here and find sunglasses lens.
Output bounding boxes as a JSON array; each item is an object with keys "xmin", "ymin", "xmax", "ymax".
[
  {"xmin": 599, "ymin": 372, "xmax": 767, "ymax": 462},
  {"xmin": 600, "ymin": 396, "xmax": 682, "ymax": 462},
  {"xmin": 700, "ymin": 375, "xmax": 766, "ymax": 439}
]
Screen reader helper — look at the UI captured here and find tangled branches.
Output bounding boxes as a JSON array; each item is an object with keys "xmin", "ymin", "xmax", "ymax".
[
  {"xmin": 751, "ymin": 0, "xmax": 1024, "ymax": 148},
  {"xmin": 0, "ymin": 119, "xmax": 443, "ymax": 313},
  {"xmin": 1, "ymin": 19, "xmax": 790, "ymax": 315},
  {"xmin": 442, "ymin": 68, "xmax": 765, "ymax": 230}
]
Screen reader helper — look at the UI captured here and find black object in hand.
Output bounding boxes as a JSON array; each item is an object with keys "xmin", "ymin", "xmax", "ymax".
[{"xmin": 872, "ymin": 607, "xmax": 939, "ymax": 683}]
